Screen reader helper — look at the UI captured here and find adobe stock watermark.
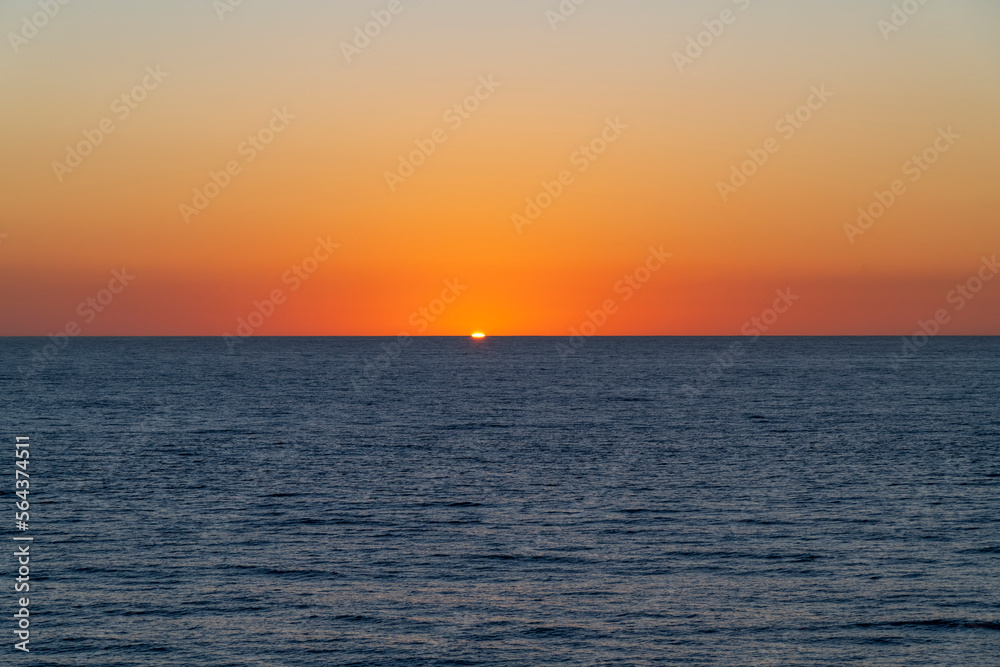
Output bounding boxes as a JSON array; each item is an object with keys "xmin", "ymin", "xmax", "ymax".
[
  {"xmin": 7, "ymin": 0, "xmax": 72, "ymax": 54},
  {"xmin": 680, "ymin": 288, "xmax": 800, "ymax": 398},
  {"xmin": 213, "ymin": 0, "xmax": 245, "ymax": 21},
  {"xmin": 878, "ymin": 0, "xmax": 931, "ymax": 41},
  {"xmin": 352, "ymin": 278, "xmax": 468, "ymax": 393},
  {"xmin": 890, "ymin": 255, "xmax": 998, "ymax": 369},
  {"xmin": 179, "ymin": 107, "xmax": 295, "ymax": 223},
  {"xmin": 17, "ymin": 268, "xmax": 136, "ymax": 376},
  {"xmin": 51, "ymin": 65, "xmax": 169, "ymax": 183},
  {"xmin": 844, "ymin": 126, "xmax": 960, "ymax": 244},
  {"xmin": 716, "ymin": 85, "xmax": 833, "ymax": 202},
  {"xmin": 673, "ymin": 0, "xmax": 752, "ymax": 73},
  {"xmin": 340, "ymin": 0, "xmax": 416, "ymax": 64},
  {"xmin": 512, "ymin": 117, "xmax": 628, "ymax": 234},
  {"xmin": 223, "ymin": 236, "xmax": 339, "ymax": 352},
  {"xmin": 384, "ymin": 75, "xmax": 501, "ymax": 192},
  {"xmin": 545, "ymin": 0, "xmax": 588, "ymax": 31},
  {"xmin": 556, "ymin": 246, "xmax": 671, "ymax": 361}
]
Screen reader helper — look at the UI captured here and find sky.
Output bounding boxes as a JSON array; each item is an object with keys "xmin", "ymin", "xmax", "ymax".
[{"xmin": 1, "ymin": 0, "xmax": 999, "ymax": 336}]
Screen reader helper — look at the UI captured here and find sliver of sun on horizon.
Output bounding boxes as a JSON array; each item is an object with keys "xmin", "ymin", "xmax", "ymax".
[{"xmin": 471, "ymin": 333, "xmax": 486, "ymax": 339}]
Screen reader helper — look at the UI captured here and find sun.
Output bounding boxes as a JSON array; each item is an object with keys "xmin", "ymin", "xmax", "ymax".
[{"xmin": 471, "ymin": 332, "xmax": 486, "ymax": 339}]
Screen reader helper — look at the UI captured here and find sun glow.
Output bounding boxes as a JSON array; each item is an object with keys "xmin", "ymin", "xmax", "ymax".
[{"xmin": 471, "ymin": 333, "xmax": 486, "ymax": 339}]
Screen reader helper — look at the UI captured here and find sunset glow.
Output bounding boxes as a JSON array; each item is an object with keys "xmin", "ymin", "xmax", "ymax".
[{"xmin": 2, "ymin": 1, "xmax": 998, "ymax": 335}]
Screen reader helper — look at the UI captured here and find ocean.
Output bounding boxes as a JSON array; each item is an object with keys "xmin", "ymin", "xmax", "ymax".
[{"xmin": 2, "ymin": 336, "xmax": 999, "ymax": 665}]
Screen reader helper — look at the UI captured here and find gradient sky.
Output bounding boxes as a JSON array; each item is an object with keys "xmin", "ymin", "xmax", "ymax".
[{"xmin": 2, "ymin": 0, "xmax": 999, "ymax": 335}]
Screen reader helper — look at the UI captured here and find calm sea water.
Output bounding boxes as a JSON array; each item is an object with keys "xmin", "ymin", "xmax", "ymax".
[{"xmin": 2, "ymin": 337, "xmax": 999, "ymax": 666}]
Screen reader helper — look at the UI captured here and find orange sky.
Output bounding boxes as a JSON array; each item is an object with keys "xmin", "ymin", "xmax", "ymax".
[{"xmin": 2, "ymin": 0, "xmax": 999, "ymax": 335}]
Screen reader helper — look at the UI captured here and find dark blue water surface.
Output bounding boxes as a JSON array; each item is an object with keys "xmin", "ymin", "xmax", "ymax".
[{"xmin": 1, "ymin": 337, "xmax": 999, "ymax": 666}]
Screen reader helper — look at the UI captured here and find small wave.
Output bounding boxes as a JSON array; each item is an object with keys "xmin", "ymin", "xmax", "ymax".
[
  {"xmin": 962, "ymin": 545, "xmax": 1000, "ymax": 554},
  {"xmin": 334, "ymin": 614, "xmax": 382, "ymax": 624},
  {"xmin": 437, "ymin": 422, "xmax": 511, "ymax": 430},
  {"xmin": 475, "ymin": 553, "xmax": 589, "ymax": 564},
  {"xmin": 764, "ymin": 553, "xmax": 824, "ymax": 562},
  {"xmin": 856, "ymin": 619, "xmax": 1000, "ymax": 631},
  {"xmin": 521, "ymin": 625, "xmax": 593, "ymax": 638}
]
